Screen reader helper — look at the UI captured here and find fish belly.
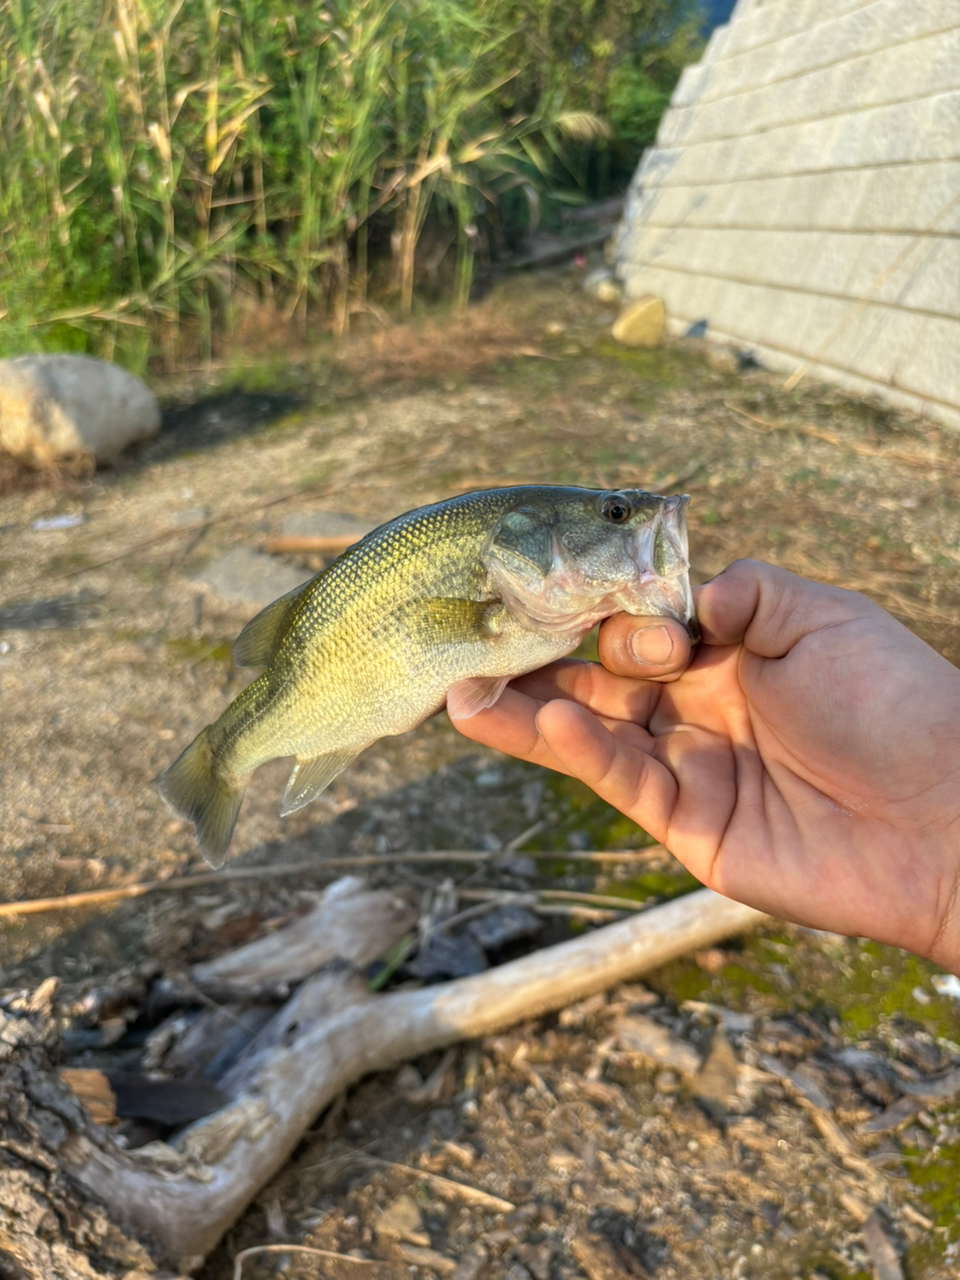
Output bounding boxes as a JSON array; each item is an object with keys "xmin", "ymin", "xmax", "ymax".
[{"xmin": 216, "ymin": 608, "xmax": 579, "ymax": 780}]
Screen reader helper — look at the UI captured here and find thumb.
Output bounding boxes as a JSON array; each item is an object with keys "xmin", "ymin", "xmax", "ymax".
[
  {"xmin": 597, "ymin": 614, "xmax": 692, "ymax": 680},
  {"xmin": 695, "ymin": 560, "xmax": 880, "ymax": 657}
]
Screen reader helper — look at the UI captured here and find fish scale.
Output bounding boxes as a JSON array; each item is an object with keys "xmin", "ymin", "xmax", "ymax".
[{"xmin": 160, "ymin": 485, "xmax": 695, "ymax": 865}]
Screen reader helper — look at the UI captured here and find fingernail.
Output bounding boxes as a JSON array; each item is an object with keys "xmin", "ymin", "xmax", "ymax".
[{"xmin": 630, "ymin": 624, "xmax": 675, "ymax": 666}]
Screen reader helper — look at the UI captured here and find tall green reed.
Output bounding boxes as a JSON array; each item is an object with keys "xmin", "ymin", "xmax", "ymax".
[{"xmin": 0, "ymin": 0, "xmax": 608, "ymax": 367}]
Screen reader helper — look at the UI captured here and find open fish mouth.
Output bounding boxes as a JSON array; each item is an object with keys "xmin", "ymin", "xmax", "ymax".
[
  {"xmin": 487, "ymin": 492, "xmax": 697, "ymax": 639},
  {"xmin": 623, "ymin": 493, "xmax": 697, "ymax": 637}
]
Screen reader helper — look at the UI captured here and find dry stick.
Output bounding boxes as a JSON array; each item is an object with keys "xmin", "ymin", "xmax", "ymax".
[
  {"xmin": 232, "ymin": 1244, "xmax": 385, "ymax": 1278},
  {"xmin": 534, "ymin": 904, "xmax": 620, "ymax": 922},
  {"xmin": 457, "ymin": 886, "xmax": 660, "ymax": 912},
  {"xmin": 360, "ymin": 1155, "xmax": 515, "ymax": 1213},
  {"xmin": 263, "ymin": 533, "xmax": 361, "ymax": 555},
  {"xmin": 0, "ymin": 847, "xmax": 667, "ymax": 919},
  {"xmin": 64, "ymin": 888, "xmax": 767, "ymax": 1262}
]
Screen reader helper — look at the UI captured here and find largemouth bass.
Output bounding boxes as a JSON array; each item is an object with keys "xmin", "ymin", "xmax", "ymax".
[{"xmin": 160, "ymin": 485, "xmax": 695, "ymax": 864}]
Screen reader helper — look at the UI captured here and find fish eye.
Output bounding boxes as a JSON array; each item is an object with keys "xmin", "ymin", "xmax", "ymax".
[{"xmin": 600, "ymin": 494, "xmax": 631, "ymax": 524}]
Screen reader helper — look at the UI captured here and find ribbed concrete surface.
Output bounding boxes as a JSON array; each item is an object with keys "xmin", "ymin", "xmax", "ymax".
[{"xmin": 614, "ymin": 0, "xmax": 960, "ymax": 427}]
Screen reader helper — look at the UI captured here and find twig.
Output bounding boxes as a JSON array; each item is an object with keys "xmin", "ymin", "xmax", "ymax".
[
  {"xmin": 0, "ymin": 848, "xmax": 667, "ymax": 918},
  {"xmin": 651, "ymin": 460, "xmax": 710, "ymax": 491},
  {"xmin": 457, "ymin": 886, "xmax": 658, "ymax": 912},
  {"xmin": 433, "ymin": 898, "xmax": 511, "ymax": 935},
  {"xmin": 233, "ymin": 1244, "xmax": 385, "ymax": 1278},
  {"xmin": 264, "ymin": 533, "xmax": 361, "ymax": 555},
  {"xmin": 503, "ymin": 819, "xmax": 545, "ymax": 851},
  {"xmin": 362, "ymin": 1156, "xmax": 515, "ymax": 1213},
  {"xmin": 534, "ymin": 904, "xmax": 621, "ymax": 922}
]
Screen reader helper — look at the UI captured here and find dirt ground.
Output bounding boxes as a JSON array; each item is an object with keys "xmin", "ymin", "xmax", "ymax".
[{"xmin": 1, "ymin": 273, "xmax": 959, "ymax": 1279}]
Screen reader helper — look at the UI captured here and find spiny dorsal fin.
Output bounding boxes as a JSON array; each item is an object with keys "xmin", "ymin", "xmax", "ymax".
[
  {"xmin": 281, "ymin": 750, "xmax": 356, "ymax": 815},
  {"xmin": 232, "ymin": 581, "xmax": 308, "ymax": 667}
]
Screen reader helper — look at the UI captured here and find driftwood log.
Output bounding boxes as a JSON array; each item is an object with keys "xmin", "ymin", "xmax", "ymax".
[
  {"xmin": 0, "ymin": 981, "xmax": 162, "ymax": 1280},
  {"xmin": 2, "ymin": 878, "xmax": 766, "ymax": 1274}
]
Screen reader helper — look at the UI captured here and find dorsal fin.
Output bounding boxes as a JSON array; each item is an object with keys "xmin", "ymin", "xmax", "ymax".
[{"xmin": 232, "ymin": 581, "xmax": 308, "ymax": 667}]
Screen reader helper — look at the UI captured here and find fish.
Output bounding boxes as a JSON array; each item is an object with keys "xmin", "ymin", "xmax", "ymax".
[{"xmin": 159, "ymin": 485, "xmax": 696, "ymax": 865}]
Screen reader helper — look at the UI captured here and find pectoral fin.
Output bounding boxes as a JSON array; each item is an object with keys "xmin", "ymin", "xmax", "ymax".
[
  {"xmin": 412, "ymin": 597, "xmax": 502, "ymax": 644},
  {"xmin": 233, "ymin": 581, "xmax": 309, "ymax": 667},
  {"xmin": 446, "ymin": 675, "xmax": 510, "ymax": 720},
  {"xmin": 281, "ymin": 750, "xmax": 356, "ymax": 815}
]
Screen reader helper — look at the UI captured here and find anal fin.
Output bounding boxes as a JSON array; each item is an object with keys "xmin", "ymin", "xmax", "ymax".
[
  {"xmin": 233, "ymin": 581, "xmax": 309, "ymax": 667},
  {"xmin": 446, "ymin": 675, "xmax": 510, "ymax": 720},
  {"xmin": 281, "ymin": 750, "xmax": 356, "ymax": 816}
]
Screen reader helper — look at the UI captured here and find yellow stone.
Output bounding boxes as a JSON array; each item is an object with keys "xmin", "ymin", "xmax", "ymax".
[{"xmin": 611, "ymin": 294, "xmax": 666, "ymax": 347}]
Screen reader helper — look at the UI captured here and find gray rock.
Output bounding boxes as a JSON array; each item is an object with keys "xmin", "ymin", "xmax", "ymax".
[
  {"xmin": 196, "ymin": 548, "xmax": 311, "ymax": 609},
  {"xmin": 467, "ymin": 906, "xmax": 542, "ymax": 951},
  {"xmin": 0, "ymin": 354, "xmax": 160, "ymax": 464},
  {"xmin": 694, "ymin": 1026, "xmax": 740, "ymax": 1121},
  {"xmin": 615, "ymin": 1012, "xmax": 701, "ymax": 1076},
  {"xmin": 408, "ymin": 932, "xmax": 488, "ymax": 981}
]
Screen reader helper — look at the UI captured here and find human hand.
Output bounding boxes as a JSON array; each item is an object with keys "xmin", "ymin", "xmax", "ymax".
[{"xmin": 452, "ymin": 561, "xmax": 960, "ymax": 973}]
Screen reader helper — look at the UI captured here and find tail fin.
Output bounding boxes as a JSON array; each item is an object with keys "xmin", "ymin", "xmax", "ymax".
[{"xmin": 159, "ymin": 726, "xmax": 244, "ymax": 867}]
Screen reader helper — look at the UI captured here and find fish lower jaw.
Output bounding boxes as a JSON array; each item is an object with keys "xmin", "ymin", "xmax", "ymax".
[
  {"xmin": 497, "ymin": 586, "xmax": 617, "ymax": 636},
  {"xmin": 512, "ymin": 606, "xmax": 614, "ymax": 637}
]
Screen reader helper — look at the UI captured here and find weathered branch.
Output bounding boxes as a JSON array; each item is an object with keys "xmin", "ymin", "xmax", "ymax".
[{"xmin": 59, "ymin": 886, "xmax": 766, "ymax": 1270}]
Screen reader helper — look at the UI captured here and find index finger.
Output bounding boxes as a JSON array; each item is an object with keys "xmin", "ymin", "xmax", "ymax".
[
  {"xmin": 450, "ymin": 656, "xmax": 668, "ymax": 766},
  {"xmin": 509, "ymin": 657, "xmax": 676, "ymax": 725}
]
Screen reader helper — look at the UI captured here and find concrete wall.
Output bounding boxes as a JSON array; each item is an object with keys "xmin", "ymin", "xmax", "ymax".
[{"xmin": 613, "ymin": 0, "xmax": 960, "ymax": 427}]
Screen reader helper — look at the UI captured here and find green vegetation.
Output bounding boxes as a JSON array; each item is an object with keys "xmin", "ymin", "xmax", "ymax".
[
  {"xmin": 0, "ymin": 0, "xmax": 701, "ymax": 366},
  {"xmin": 482, "ymin": 0, "xmax": 704, "ymax": 191},
  {"xmin": 540, "ymin": 772, "xmax": 657, "ymax": 853}
]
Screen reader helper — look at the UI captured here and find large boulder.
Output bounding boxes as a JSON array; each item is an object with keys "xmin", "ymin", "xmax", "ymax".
[{"xmin": 0, "ymin": 354, "xmax": 160, "ymax": 465}]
